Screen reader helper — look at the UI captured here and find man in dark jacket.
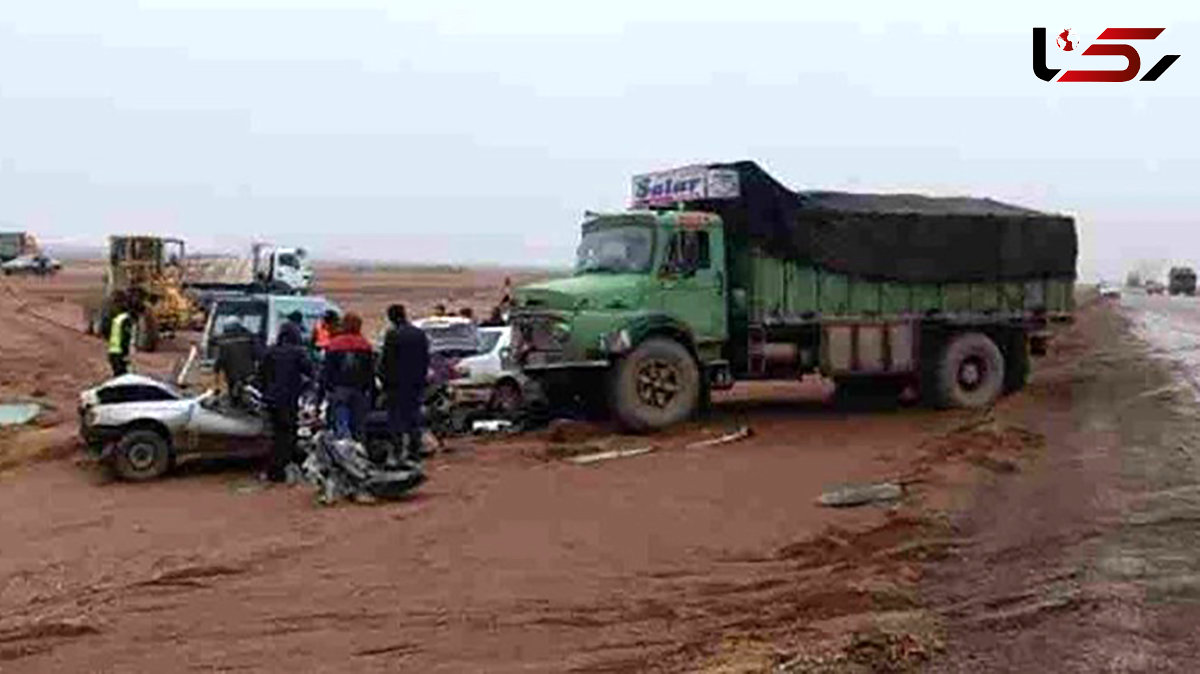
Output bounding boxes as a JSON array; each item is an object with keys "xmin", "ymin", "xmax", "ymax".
[
  {"xmin": 259, "ymin": 322, "xmax": 314, "ymax": 482},
  {"xmin": 321, "ymin": 312, "xmax": 375, "ymax": 440},
  {"xmin": 378, "ymin": 304, "xmax": 430, "ymax": 464},
  {"xmin": 214, "ymin": 317, "xmax": 263, "ymax": 408}
]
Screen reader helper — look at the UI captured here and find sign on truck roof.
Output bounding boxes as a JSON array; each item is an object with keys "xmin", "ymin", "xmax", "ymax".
[{"xmin": 631, "ymin": 166, "xmax": 740, "ymax": 208}]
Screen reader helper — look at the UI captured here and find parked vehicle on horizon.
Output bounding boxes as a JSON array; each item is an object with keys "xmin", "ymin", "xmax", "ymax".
[
  {"xmin": 1146, "ymin": 280, "xmax": 1167, "ymax": 295},
  {"xmin": 0, "ymin": 231, "xmax": 39, "ymax": 263},
  {"xmin": 2, "ymin": 254, "xmax": 61, "ymax": 276},
  {"xmin": 186, "ymin": 242, "xmax": 314, "ymax": 311},
  {"xmin": 511, "ymin": 161, "xmax": 1077, "ymax": 431},
  {"xmin": 1169, "ymin": 267, "xmax": 1197, "ymax": 296},
  {"xmin": 1098, "ymin": 282, "xmax": 1121, "ymax": 299}
]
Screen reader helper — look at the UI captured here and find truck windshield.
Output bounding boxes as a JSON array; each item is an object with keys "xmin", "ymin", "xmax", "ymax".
[{"xmin": 575, "ymin": 226, "xmax": 654, "ymax": 274}]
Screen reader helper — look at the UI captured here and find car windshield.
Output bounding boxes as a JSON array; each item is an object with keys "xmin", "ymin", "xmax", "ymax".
[
  {"xmin": 272, "ymin": 298, "xmax": 337, "ymax": 344},
  {"xmin": 422, "ymin": 322, "xmax": 481, "ymax": 356},
  {"xmin": 478, "ymin": 329, "xmax": 503, "ymax": 354},
  {"xmin": 208, "ymin": 301, "xmax": 268, "ymax": 354},
  {"xmin": 575, "ymin": 226, "xmax": 654, "ymax": 274}
]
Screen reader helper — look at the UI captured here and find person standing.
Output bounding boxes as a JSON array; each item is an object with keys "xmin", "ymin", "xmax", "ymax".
[
  {"xmin": 259, "ymin": 322, "xmax": 314, "ymax": 483},
  {"xmin": 312, "ymin": 310, "xmax": 339, "ymax": 354},
  {"xmin": 480, "ymin": 306, "xmax": 505, "ymax": 327},
  {"xmin": 321, "ymin": 312, "xmax": 374, "ymax": 440},
  {"xmin": 213, "ymin": 317, "xmax": 262, "ymax": 408},
  {"xmin": 105, "ymin": 293, "xmax": 134, "ymax": 377},
  {"xmin": 378, "ymin": 304, "xmax": 430, "ymax": 465}
]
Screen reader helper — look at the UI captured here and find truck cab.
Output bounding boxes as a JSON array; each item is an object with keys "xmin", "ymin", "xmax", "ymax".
[
  {"xmin": 513, "ymin": 210, "xmax": 732, "ymax": 428},
  {"xmin": 254, "ymin": 245, "xmax": 313, "ymax": 294}
]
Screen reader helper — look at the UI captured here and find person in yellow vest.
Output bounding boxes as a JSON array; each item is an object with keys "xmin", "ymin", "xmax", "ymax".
[{"xmin": 106, "ymin": 295, "xmax": 135, "ymax": 377}]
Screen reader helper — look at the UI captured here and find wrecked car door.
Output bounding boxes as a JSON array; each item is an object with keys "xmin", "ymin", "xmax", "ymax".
[{"xmin": 180, "ymin": 395, "xmax": 269, "ymax": 457}]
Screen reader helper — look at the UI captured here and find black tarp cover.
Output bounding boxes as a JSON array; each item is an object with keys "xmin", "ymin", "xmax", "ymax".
[{"xmin": 684, "ymin": 161, "xmax": 1077, "ymax": 283}]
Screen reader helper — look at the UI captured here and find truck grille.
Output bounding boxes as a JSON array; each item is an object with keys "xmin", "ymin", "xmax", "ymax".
[{"xmin": 513, "ymin": 316, "xmax": 566, "ymax": 364}]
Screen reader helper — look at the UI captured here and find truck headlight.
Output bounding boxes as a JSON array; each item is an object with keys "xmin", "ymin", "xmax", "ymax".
[
  {"xmin": 601, "ymin": 328, "xmax": 632, "ymax": 354},
  {"xmin": 551, "ymin": 321, "xmax": 572, "ymax": 344}
]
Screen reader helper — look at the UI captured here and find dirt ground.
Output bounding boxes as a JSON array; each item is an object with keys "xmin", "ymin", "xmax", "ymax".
[{"xmin": 1, "ymin": 268, "xmax": 1197, "ymax": 672}]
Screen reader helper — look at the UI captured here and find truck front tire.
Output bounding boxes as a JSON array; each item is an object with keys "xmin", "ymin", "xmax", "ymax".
[
  {"xmin": 933, "ymin": 332, "xmax": 1005, "ymax": 409},
  {"xmin": 611, "ymin": 337, "xmax": 700, "ymax": 432}
]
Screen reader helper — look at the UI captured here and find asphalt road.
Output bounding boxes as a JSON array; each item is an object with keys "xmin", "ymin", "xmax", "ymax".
[{"xmin": 1122, "ymin": 289, "xmax": 1200, "ymax": 392}]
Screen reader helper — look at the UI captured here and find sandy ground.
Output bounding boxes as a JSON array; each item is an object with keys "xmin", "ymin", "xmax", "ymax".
[{"xmin": 2, "ymin": 268, "xmax": 1199, "ymax": 671}]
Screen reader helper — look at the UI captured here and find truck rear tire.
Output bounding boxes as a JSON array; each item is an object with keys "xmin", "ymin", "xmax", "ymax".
[
  {"xmin": 933, "ymin": 332, "xmax": 1005, "ymax": 409},
  {"xmin": 611, "ymin": 337, "xmax": 700, "ymax": 432}
]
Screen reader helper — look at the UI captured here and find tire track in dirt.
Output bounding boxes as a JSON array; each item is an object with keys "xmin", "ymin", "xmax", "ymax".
[
  {"xmin": 0, "ymin": 540, "xmax": 324, "ymax": 665},
  {"xmin": 926, "ymin": 295, "xmax": 1200, "ymax": 672}
]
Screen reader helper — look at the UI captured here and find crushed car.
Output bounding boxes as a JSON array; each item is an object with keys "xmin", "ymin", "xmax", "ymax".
[
  {"xmin": 78, "ymin": 374, "xmax": 267, "ymax": 481},
  {"xmin": 447, "ymin": 325, "xmax": 541, "ymax": 419},
  {"xmin": 78, "ymin": 373, "xmax": 426, "ymax": 500}
]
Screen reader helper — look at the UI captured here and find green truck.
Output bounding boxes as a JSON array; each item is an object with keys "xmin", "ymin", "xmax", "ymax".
[{"xmin": 511, "ymin": 162, "xmax": 1077, "ymax": 430}]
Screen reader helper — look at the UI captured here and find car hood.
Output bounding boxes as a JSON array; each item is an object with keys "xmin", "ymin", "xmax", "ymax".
[{"xmin": 515, "ymin": 273, "xmax": 648, "ymax": 312}]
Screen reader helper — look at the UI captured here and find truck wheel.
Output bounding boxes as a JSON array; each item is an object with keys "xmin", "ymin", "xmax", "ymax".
[
  {"xmin": 490, "ymin": 379, "xmax": 524, "ymax": 418},
  {"xmin": 934, "ymin": 332, "xmax": 1005, "ymax": 409},
  {"xmin": 136, "ymin": 315, "xmax": 159, "ymax": 352},
  {"xmin": 611, "ymin": 338, "xmax": 700, "ymax": 431},
  {"xmin": 110, "ymin": 429, "xmax": 172, "ymax": 481},
  {"xmin": 1003, "ymin": 333, "xmax": 1030, "ymax": 394}
]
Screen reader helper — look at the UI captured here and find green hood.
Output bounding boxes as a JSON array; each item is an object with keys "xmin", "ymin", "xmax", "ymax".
[{"xmin": 516, "ymin": 273, "xmax": 648, "ymax": 312}]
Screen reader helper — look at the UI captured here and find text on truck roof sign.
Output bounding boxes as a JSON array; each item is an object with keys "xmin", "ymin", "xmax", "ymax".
[{"xmin": 631, "ymin": 166, "xmax": 740, "ymax": 207}]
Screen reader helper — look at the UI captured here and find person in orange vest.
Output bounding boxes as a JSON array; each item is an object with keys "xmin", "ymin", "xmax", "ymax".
[{"xmin": 312, "ymin": 310, "xmax": 340, "ymax": 352}]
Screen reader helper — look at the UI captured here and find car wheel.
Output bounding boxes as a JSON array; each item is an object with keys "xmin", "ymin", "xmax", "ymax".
[
  {"xmin": 111, "ymin": 429, "xmax": 172, "ymax": 481},
  {"xmin": 490, "ymin": 379, "xmax": 523, "ymax": 418}
]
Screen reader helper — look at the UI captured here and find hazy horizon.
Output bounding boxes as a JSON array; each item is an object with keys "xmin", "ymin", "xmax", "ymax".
[{"xmin": 3, "ymin": 1, "xmax": 1199, "ymax": 281}]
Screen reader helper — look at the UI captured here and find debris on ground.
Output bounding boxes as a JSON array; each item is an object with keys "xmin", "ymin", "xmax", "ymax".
[
  {"xmin": 301, "ymin": 433, "xmax": 425, "ymax": 505},
  {"xmin": 472, "ymin": 419, "xmax": 514, "ymax": 434},
  {"xmin": 818, "ymin": 482, "xmax": 905, "ymax": 508},
  {"xmin": 686, "ymin": 425, "xmax": 753, "ymax": 450},
  {"xmin": 0, "ymin": 402, "xmax": 42, "ymax": 426},
  {"xmin": 567, "ymin": 446, "xmax": 655, "ymax": 465}
]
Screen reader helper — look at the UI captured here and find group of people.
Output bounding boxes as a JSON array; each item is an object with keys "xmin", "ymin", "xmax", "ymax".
[
  {"xmin": 233, "ymin": 304, "xmax": 430, "ymax": 483},
  {"xmin": 104, "ymin": 279, "xmax": 519, "ymax": 485}
]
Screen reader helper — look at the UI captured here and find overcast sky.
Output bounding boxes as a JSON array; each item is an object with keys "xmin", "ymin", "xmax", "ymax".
[{"xmin": 1, "ymin": 1, "xmax": 1197, "ymax": 278}]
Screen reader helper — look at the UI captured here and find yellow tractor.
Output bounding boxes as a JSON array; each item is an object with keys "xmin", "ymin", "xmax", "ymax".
[{"xmin": 83, "ymin": 236, "xmax": 202, "ymax": 352}]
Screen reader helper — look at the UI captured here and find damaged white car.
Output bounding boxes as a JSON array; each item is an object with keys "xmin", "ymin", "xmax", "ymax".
[
  {"xmin": 78, "ymin": 374, "xmax": 426, "ymax": 500},
  {"xmin": 78, "ymin": 374, "xmax": 268, "ymax": 481}
]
